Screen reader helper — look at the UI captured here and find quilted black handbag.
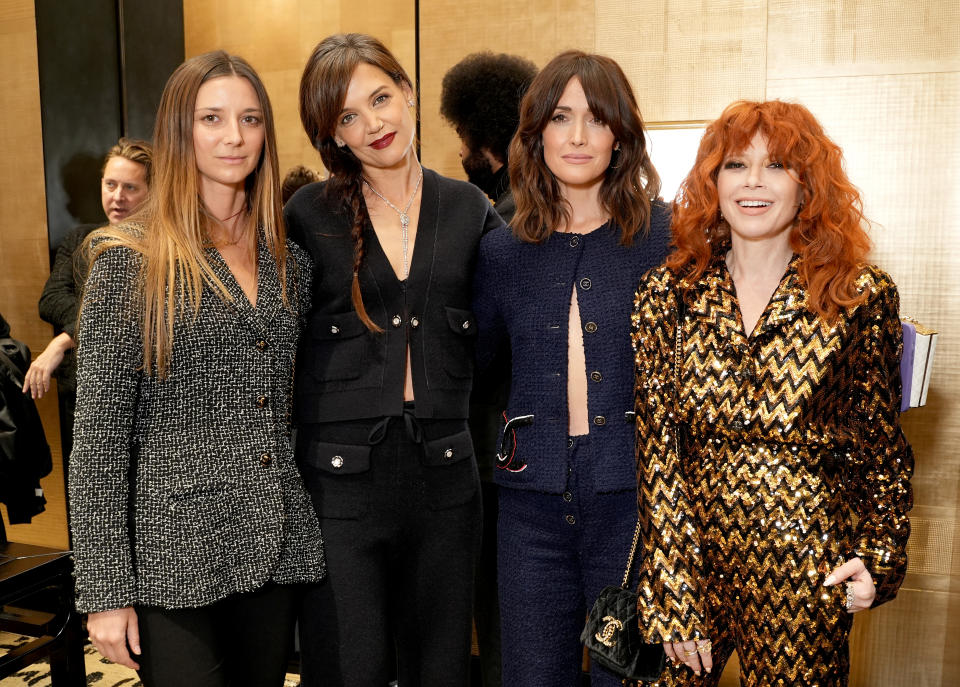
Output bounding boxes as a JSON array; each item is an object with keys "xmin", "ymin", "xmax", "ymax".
[{"xmin": 580, "ymin": 520, "xmax": 666, "ymax": 682}]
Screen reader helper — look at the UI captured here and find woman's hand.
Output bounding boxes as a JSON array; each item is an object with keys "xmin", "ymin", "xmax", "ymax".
[
  {"xmin": 824, "ymin": 556, "xmax": 876, "ymax": 613},
  {"xmin": 87, "ymin": 606, "xmax": 141, "ymax": 669},
  {"xmin": 22, "ymin": 332, "xmax": 74, "ymax": 399},
  {"xmin": 663, "ymin": 638, "xmax": 713, "ymax": 676}
]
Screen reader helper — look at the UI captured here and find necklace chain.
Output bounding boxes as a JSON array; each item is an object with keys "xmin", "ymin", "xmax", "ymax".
[{"xmin": 363, "ymin": 165, "xmax": 423, "ymax": 279}]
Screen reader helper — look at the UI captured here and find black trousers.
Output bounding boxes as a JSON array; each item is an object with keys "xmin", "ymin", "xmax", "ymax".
[
  {"xmin": 135, "ymin": 583, "xmax": 299, "ymax": 687},
  {"xmin": 297, "ymin": 410, "xmax": 482, "ymax": 687}
]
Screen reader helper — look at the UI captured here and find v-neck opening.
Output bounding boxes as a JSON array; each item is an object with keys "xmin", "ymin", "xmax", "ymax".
[
  {"xmin": 209, "ymin": 239, "xmax": 264, "ymax": 312},
  {"xmin": 365, "ymin": 169, "xmax": 435, "ymax": 288},
  {"xmin": 720, "ymin": 253, "xmax": 799, "ymax": 340}
]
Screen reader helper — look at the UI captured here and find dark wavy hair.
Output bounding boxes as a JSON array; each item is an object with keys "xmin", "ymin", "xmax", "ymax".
[
  {"xmin": 299, "ymin": 33, "xmax": 414, "ymax": 332},
  {"xmin": 669, "ymin": 100, "xmax": 871, "ymax": 321},
  {"xmin": 281, "ymin": 164, "xmax": 322, "ymax": 204},
  {"xmin": 508, "ymin": 50, "xmax": 660, "ymax": 244},
  {"xmin": 439, "ymin": 52, "xmax": 537, "ymax": 164}
]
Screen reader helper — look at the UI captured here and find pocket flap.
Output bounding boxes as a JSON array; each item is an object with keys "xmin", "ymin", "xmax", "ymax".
[
  {"xmin": 444, "ymin": 306, "xmax": 477, "ymax": 336},
  {"xmin": 422, "ymin": 429, "xmax": 474, "ymax": 466},
  {"xmin": 303, "ymin": 440, "xmax": 371, "ymax": 474},
  {"xmin": 310, "ymin": 312, "xmax": 367, "ymax": 340}
]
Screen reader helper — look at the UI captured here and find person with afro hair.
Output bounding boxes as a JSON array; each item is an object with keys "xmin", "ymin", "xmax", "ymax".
[
  {"xmin": 440, "ymin": 51, "xmax": 537, "ymax": 225},
  {"xmin": 440, "ymin": 52, "xmax": 535, "ymax": 687}
]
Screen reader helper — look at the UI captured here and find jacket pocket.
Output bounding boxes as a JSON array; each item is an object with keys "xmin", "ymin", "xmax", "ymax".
[
  {"xmin": 442, "ymin": 306, "xmax": 477, "ymax": 380},
  {"xmin": 299, "ymin": 439, "xmax": 371, "ymax": 519},
  {"xmin": 304, "ymin": 312, "xmax": 368, "ymax": 382},
  {"xmin": 421, "ymin": 429, "xmax": 479, "ymax": 510}
]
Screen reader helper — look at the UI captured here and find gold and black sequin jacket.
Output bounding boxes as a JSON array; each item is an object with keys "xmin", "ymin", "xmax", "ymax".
[{"xmin": 631, "ymin": 255, "xmax": 913, "ymax": 641}]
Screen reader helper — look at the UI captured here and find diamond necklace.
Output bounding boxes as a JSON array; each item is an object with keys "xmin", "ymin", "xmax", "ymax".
[{"xmin": 363, "ymin": 164, "xmax": 423, "ymax": 279}]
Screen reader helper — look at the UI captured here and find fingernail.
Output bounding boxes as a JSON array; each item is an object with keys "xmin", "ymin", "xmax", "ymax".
[
  {"xmin": 695, "ymin": 671, "xmax": 701, "ymax": 676},
  {"xmin": 824, "ymin": 574, "xmax": 836, "ymax": 586},
  {"xmin": 706, "ymin": 668, "xmax": 712, "ymax": 673}
]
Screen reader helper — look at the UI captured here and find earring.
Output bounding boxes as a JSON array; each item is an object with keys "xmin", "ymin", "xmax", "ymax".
[
  {"xmin": 335, "ymin": 138, "xmax": 346, "ymax": 148},
  {"xmin": 614, "ymin": 142, "xmax": 621, "ymax": 151},
  {"xmin": 407, "ymin": 99, "xmax": 415, "ymax": 107},
  {"xmin": 719, "ymin": 210, "xmax": 725, "ymax": 222}
]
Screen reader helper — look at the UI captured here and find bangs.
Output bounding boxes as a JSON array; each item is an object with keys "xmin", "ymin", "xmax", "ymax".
[{"xmin": 717, "ymin": 103, "xmax": 814, "ymax": 172}]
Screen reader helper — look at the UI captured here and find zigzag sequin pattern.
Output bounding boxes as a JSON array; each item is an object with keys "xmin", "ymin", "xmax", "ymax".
[{"xmin": 630, "ymin": 257, "xmax": 913, "ymax": 686}]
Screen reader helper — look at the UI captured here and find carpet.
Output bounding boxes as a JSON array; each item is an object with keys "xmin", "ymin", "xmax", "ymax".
[{"xmin": 0, "ymin": 631, "xmax": 301, "ymax": 686}]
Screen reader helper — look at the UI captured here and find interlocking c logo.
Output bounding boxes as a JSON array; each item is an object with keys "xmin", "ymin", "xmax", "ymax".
[{"xmin": 595, "ymin": 615, "xmax": 623, "ymax": 647}]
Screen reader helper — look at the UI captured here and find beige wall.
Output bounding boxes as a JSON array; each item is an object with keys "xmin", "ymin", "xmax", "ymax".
[
  {"xmin": 183, "ymin": 0, "xmax": 416, "ymax": 179},
  {"xmin": 0, "ymin": 0, "xmax": 69, "ymax": 549},
  {"xmin": 419, "ymin": 0, "xmax": 960, "ymax": 684}
]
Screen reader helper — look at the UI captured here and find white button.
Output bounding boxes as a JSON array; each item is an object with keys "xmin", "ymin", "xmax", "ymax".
[
  {"xmin": 444, "ymin": 448, "xmax": 454, "ymax": 459},
  {"xmin": 461, "ymin": 321, "xmax": 470, "ymax": 330},
  {"xmin": 331, "ymin": 455, "xmax": 344, "ymax": 469},
  {"xmin": 330, "ymin": 325, "xmax": 340, "ymax": 334}
]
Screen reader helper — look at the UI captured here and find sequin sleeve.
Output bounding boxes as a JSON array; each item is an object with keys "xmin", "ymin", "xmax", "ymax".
[
  {"xmin": 632, "ymin": 267, "xmax": 708, "ymax": 641},
  {"xmin": 848, "ymin": 268, "xmax": 914, "ymax": 606}
]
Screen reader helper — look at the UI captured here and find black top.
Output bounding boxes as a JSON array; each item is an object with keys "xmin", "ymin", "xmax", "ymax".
[{"xmin": 285, "ymin": 168, "xmax": 504, "ymax": 423}]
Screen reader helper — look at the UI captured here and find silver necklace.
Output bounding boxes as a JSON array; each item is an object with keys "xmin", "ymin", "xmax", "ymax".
[{"xmin": 363, "ymin": 164, "xmax": 423, "ymax": 279}]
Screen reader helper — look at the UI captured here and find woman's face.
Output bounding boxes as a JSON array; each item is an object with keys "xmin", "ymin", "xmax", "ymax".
[
  {"xmin": 334, "ymin": 62, "xmax": 415, "ymax": 171},
  {"xmin": 717, "ymin": 132, "xmax": 803, "ymax": 245},
  {"xmin": 192, "ymin": 75, "xmax": 265, "ymax": 197},
  {"xmin": 541, "ymin": 77, "xmax": 616, "ymax": 197}
]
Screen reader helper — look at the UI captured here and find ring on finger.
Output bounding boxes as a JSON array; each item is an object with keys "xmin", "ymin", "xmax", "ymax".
[
  {"xmin": 683, "ymin": 648, "xmax": 698, "ymax": 656},
  {"xmin": 845, "ymin": 582, "xmax": 855, "ymax": 610},
  {"xmin": 697, "ymin": 640, "xmax": 712, "ymax": 653}
]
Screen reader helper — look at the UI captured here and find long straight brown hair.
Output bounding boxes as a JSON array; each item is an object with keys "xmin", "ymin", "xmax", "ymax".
[
  {"xmin": 509, "ymin": 50, "xmax": 661, "ymax": 244},
  {"xmin": 299, "ymin": 33, "xmax": 415, "ymax": 332},
  {"xmin": 87, "ymin": 51, "xmax": 287, "ymax": 376}
]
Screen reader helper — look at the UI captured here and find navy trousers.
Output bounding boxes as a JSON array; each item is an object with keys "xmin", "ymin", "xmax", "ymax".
[{"xmin": 498, "ymin": 434, "xmax": 637, "ymax": 687}]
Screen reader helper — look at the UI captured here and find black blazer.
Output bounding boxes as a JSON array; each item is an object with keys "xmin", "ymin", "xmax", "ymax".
[{"xmin": 285, "ymin": 168, "xmax": 504, "ymax": 422}]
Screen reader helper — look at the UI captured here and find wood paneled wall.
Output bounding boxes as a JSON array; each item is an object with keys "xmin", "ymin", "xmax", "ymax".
[
  {"xmin": 0, "ymin": 0, "xmax": 69, "ymax": 549},
  {"xmin": 183, "ymin": 0, "xmax": 416, "ymax": 179},
  {"xmin": 419, "ymin": 0, "xmax": 960, "ymax": 684}
]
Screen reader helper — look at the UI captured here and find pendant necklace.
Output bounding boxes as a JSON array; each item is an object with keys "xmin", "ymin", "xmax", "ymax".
[{"xmin": 363, "ymin": 164, "xmax": 423, "ymax": 279}]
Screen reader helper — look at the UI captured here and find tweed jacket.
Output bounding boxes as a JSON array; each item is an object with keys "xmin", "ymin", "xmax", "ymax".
[
  {"xmin": 69, "ymin": 233, "xmax": 326, "ymax": 614},
  {"xmin": 631, "ymin": 258, "xmax": 913, "ymax": 640},
  {"xmin": 285, "ymin": 168, "xmax": 504, "ymax": 423},
  {"xmin": 473, "ymin": 202, "xmax": 672, "ymax": 494}
]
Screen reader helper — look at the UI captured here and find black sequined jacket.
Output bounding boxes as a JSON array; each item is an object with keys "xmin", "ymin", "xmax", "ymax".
[
  {"xmin": 631, "ymin": 255, "xmax": 913, "ymax": 641},
  {"xmin": 69, "ymin": 234, "xmax": 326, "ymax": 613}
]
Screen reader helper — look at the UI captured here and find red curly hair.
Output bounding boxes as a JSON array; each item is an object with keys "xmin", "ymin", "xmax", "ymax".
[{"xmin": 668, "ymin": 100, "xmax": 871, "ymax": 321}]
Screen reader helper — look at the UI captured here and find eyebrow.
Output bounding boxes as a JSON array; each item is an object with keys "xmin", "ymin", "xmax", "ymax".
[{"xmin": 194, "ymin": 106, "xmax": 263, "ymax": 113}]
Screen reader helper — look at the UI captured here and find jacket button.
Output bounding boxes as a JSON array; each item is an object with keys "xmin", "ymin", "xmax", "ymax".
[
  {"xmin": 584, "ymin": 321, "xmax": 597, "ymax": 333},
  {"xmin": 565, "ymin": 514, "xmax": 576, "ymax": 525},
  {"xmin": 256, "ymin": 339, "xmax": 268, "ymax": 351},
  {"xmin": 410, "ymin": 316, "xmax": 420, "ymax": 329},
  {"xmin": 443, "ymin": 448, "xmax": 455, "ymax": 460},
  {"xmin": 392, "ymin": 315, "xmax": 402, "ymax": 327},
  {"xmin": 590, "ymin": 371, "xmax": 602, "ymax": 383},
  {"xmin": 256, "ymin": 395, "xmax": 267, "ymax": 409},
  {"xmin": 461, "ymin": 320, "xmax": 470, "ymax": 330},
  {"xmin": 330, "ymin": 325, "xmax": 340, "ymax": 335},
  {"xmin": 569, "ymin": 236, "xmax": 580, "ymax": 247},
  {"xmin": 593, "ymin": 415, "xmax": 606, "ymax": 426},
  {"xmin": 331, "ymin": 455, "xmax": 344, "ymax": 469},
  {"xmin": 562, "ymin": 491, "xmax": 573, "ymax": 502},
  {"xmin": 579, "ymin": 277, "xmax": 592, "ymax": 290},
  {"xmin": 259, "ymin": 452, "xmax": 273, "ymax": 467}
]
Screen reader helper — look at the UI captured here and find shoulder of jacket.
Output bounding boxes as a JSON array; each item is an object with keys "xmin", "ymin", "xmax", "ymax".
[
  {"xmin": 431, "ymin": 170, "xmax": 489, "ymax": 205},
  {"xmin": 639, "ymin": 263, "xmax": 678, "ymax": 295}
]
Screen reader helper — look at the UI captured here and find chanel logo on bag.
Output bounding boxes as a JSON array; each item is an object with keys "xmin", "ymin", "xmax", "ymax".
[{"xmin": 595, "ymin": 615, "xmax": 623, "ymax": 647}]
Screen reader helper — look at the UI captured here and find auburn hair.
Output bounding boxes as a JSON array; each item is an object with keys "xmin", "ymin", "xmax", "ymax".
[
  {"xmin": 86, "ymin": 51, "xmax": 288, "ymax": 376},
  {"xmin": 299, "ymin": 33, "xmax": 415, "ymax": 332},
  {"xmin": 508, "ymin": 50, "xmax": 660, "ymax": 244},
  {"xmin": 669, "ymin": 100, "xmax": 871, "ymax": 321}
]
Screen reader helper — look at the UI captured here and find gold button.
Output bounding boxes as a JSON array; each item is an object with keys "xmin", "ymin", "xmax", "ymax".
[
  {"xmin": 565, "ymin": 514, "xmax": 576, "ymax": 525},
  {"xmin": 562, "ymin": 491, "xmax": 573, "ymax": 502},
  {"xmin": 593, "ymin": 415, "xmax": 606, "ymax": 426},
  {"xmin": 392, "ymin": 315, "xmax": 402, "ymax": 327},
  {"xmin": 256, "ymin": 395, "xmax": 267, "ymax": 408},
  {"xmin": 584, "ymin": 321, "xmax": 597, "ymax": 333},
  {"xmin": 590, "ymin": 371, "xmax": 602, "ymax": 383},
  {"xmin": 259, "ymin": 452, "xmax": 273, "ymax": 466},
  {"xmin": 331, "ymin": 455, "xmax": 344, "ymax": 469},
  {"xmin": 256, "ymin": 339, "xmax": 267, "ymax": 351}
]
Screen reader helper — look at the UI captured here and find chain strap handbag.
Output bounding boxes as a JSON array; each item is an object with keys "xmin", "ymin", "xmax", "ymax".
[{"xmin": 580, "ymin": 292, "xmax": 685, "ymax": 683}]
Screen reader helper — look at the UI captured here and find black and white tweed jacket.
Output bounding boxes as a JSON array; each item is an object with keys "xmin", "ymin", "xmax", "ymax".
[{"xmin": 69, "ymin": 234, "xmax": 325, "ymax": 613}]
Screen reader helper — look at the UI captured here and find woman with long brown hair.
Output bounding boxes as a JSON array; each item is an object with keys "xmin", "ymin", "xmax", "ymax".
[
  {"xmin": 68, "ymin": 51, "xmax": 325, "ymax": 686},
  {"xmin": 285, "ymin": 33, "xmax": 503, "ymax": 686},
  {"xmin": 472, "ymin": 50, "xmax": 671, "ymax": 686},
  {"xmin": 632, "ymin": 100, "xmax": 913, "ymax": 683}
]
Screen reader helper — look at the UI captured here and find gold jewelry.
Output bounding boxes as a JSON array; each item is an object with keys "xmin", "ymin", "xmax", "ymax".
[
  {"xmin": 845, "ymin": 582, "xmax": 855, "ymax": 611},
  {"xmin": 683, "ymin": 648, "xmax": 698, "ymax": 656},
  {"xmin": 697, "ymin": 640, "xmax": 712, "ymax": 653},
  {"xmin": 363, "ymin": 164, "xmax": 423, "ymax": 279}
]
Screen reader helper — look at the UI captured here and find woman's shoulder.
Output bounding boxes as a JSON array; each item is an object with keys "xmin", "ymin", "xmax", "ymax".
[
  {"xmin": 479, "ymin": 223, "xmax": 523, "ymax": 257},
  {"xmin": 637, "ymin": 262, "xmax": 680, "ymax": 295},
  {"xmin": 855, "ymin": 263, "xmax": 898, "ymax": 293},
  {"xmin": 429, "ymin": 168, "xmax": 491, "ymax": 205},
  {"xmin": 284, "ymin": 179, "xmax": 344, "ymax": 218},
  {"xmin": 86, "ymin": 223, "xmax": 145, "ymax": 270},
  {"xmin": 852, "ymin": 263, "xmax": 900, "ymax": 316}
]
